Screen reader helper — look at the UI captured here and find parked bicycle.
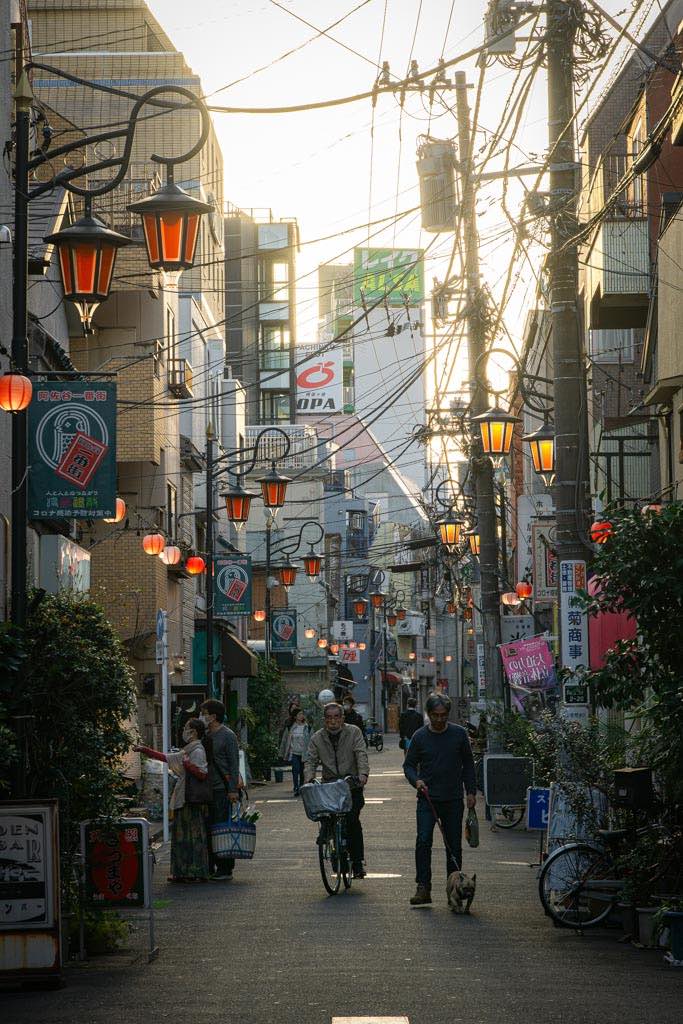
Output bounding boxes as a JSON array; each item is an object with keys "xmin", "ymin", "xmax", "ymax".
[
  {"xmin": 301, "ymin": 776, "xmax": 357, "ymax": 895},
  {"xmin": 538, "ymin": 821, "xmax": 682, "ymax": 929},
  {"xmin": 365, "ymin": 719, "xmax": 384, "ymax": 752}
]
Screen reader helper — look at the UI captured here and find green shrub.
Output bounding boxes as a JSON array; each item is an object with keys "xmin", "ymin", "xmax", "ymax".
[{"xmin": 247, "ymin": 657, "xmax": 286, "ymax": 778}]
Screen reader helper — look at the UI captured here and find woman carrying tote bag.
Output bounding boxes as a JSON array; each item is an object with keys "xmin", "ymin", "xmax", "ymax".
[{"xmin": 135, "ymin": 717, "xmax": 212, "ymax": 882}]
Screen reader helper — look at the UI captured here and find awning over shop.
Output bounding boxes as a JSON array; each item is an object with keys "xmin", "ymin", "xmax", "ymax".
[
  {"xmin": 381, "ymin": 670, "xmax": 403, "ymax": 684},
  {"xmin": 220, "ymin": 630, "xmax": 258, "ymax": 678},
  {"xmin": 193, "ymin": 622, "xmax": 258, "ymax": 684}
]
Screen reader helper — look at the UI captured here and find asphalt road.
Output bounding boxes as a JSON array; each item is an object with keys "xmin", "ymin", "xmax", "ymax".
[{"xmin": 4, "ymin": 737, "xmax": 681, "ymax": 1023}]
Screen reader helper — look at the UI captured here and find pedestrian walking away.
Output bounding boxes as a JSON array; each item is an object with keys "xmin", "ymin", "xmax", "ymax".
[
  {"xmin": 304, "ymin": 702, "xmax": 369, "ymax": 878},
  {"xmin": 403, "ymin": 692, "xmax": 477, "ymax": 905},
  {"xmin": 134, "ymin": 718, "xmax": 211, "ymax": 883},
  {"xmin": 342, "ymin": 694, "xmax": 365, "ymax": 733},
  {"xmin": 282, "ymin": 708, "xmax": 311, "ymax": 795},
  {"xmin": 200, "ymin": 699, "xmax": 240, "ymax": 880},
  {"xmin": 399, "ymin": 697, "xmax": 423, "ymax": 751}
]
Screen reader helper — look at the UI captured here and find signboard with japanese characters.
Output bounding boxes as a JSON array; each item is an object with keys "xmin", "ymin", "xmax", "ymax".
[
  {"xmin": 80, "ymin": 818, "xmax": 151, "ymax": 909},
  {"xmin": 527, "ymin": 787, "xmax": 551, "ymax": 830},
  {"xmin": 0, "ymin": 800, "xmax": 61, "ymax": 979},
  {"xmin": 332, "ymin": 620, "xmax": 354, "ymax": 641},
  {"xmin": 214, "ymin": 555, "xmax": 252, "ymax": 617},
  {"xmin": 339, "ymin": 648, "xmax": 360, "ymax": 664},
  {"xmin": 28, "ymin": 382, "xmax": 116, "ymax": 519},
  {"xmin": 476, "ymin": 642, "xmax": 487, "ymax": 697},
  {"xmin": 353, "ymin": 247, "xmax": 425, "ymax": 306},
  {"xmin": 296, "ymin": 347, "xmax": 344, "ymax": 415},
  {"xmin": 271, "ymin": 610, "xmax": 298, "ymax": 652},
  {"xmin": 531, "ymin": 522, "xmax": 558, "ymax": 604},
  {"xmin": 560, "ymin": 560, "xmax": 589, "ymax": 670},
  {"xmin": 499, "ymin": 635, "xmax": 558, "ymax": 712}
]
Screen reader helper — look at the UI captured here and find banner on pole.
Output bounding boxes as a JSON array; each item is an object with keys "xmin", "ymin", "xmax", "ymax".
[
  {"xmin": 499, "ymin": 635, "xmax": 558, "ymax": 712},
  {"xmin": 559, "ymin": 560, "xmax": 589, "ymax": 670},
  {"xmin": 271, "ymin": 610, "xmax": 298, "ymax": 652},
  {"xmin": 214, "ymin": 555, "xmax": 252, "ymax": 616},
  {"xmin": 28, "ymin": 382, "xmax": 117, "ymax": 519},
  {"xmin": 531, "ymin": 522, "xmax": 558, "ymax": 604}
]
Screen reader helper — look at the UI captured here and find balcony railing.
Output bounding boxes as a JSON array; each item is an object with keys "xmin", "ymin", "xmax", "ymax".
[
  {"xmin": 588, "ymin": 218, "xmax": 650, "ymax": 330},
  {"xmin": 168, "ymin": 358, "xmax": 194, "ymax": 399},
  {"xmin": 245, "ymin": 423, "xmax": 335, "ymax": 471}
]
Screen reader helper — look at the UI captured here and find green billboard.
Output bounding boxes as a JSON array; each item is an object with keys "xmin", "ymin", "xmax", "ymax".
[
  {"xmin": 28, "ymin": 382, "xmax": 117, "ymax": 520},
  {"xmin": 214, "ymin": 555, "xmax": 252, "ymax": 617},
  {"xmin": 271, "ymin": 610, "xmax": 298, "ymax": 652},
  {"xmin": 353, "ymin": 248, "xmax": 424, "ymax": 307}
]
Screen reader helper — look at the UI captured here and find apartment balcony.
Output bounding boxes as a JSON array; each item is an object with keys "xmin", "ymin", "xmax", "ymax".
[
  {"xmin": 588, "ymin": 216, "xmax": 650, "ymax": 330},
  {"xmin": 244, "ymin": 423, "xmax": 336, "ymax": 472},
  {"xmin": 671, "ymin": 74, "xmax": 683, "ymax": 146},
  {"xmin": 168, "ymin": 358, "xmax": 194, "ymax": 399}
]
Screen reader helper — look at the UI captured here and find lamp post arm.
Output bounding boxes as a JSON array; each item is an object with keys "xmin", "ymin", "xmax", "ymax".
[
  {"xmin": 218, "ymin": 426, "xmax": 293, "ymax": 480},
  {"xmin": 271, "ymin": 520, "xmax": 324, "ymax": 559},
  {"xmin": 25, "ymin": 79, "xmax": 210, "ymax": 202}
]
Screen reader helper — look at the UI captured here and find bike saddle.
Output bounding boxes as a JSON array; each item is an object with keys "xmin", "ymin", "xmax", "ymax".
[{"xmin": 597, "ymin": 828, "xmax": 629, "ymax": 843}]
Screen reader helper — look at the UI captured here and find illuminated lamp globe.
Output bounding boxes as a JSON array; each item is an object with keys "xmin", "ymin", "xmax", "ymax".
[
  {"xmin": 501, "ymin": 591, "xmax": 521, "ymax": 607},
  {"xmin": 304, "ymin": 626, "xmax": 316, "ymax": 640},
  {"xmin": 103, "ymin": 497, "xmax": 126, "ymax": 524},
  {"xmin": 428, "ymin": 656, "xmax": 436, "ymax": 664},
  {"xmin": 142, "ymin": 532, "xmax": 165, "ymax": 556},
  {"xmin": 185, "ymin": 555, "xmax": 206, "ymax": 575},
  {"xmin": 590, "ymin": 521, "xmax": 613, "ymax": 545},
  {"xmin": 253, "ymin": 609, "xmax": 266, "ymax": 623},
  {"xmin": 445, "ymin": 655, "xmax": 453, "ymax": 663},
  {"xmin": 515, "ymin": 581, "xmax": 533, "ymax": 600},
  {"xmin": 467, "ymin": 532, "xmax": 481, "ymax": 557},
  {"xmin": 318, "ymin": 688, "xmax": 335, "ymax": 706},
  {"xmin": 329, "ymin": 643, "xmax": 340, "ymax": 655},
  {"xmin": 257, "ymin": 463, "xmax": 291, "ymax": 510},
  {"xmin": 317, "ymin": 637, "xmax": 328, "ymax": 649},
  {"xmin": 303, "ymin": 547, "xmax": 322, "ymax": 579},
  {"xmin": 45, "ymin": 210, "xmax": 132, "ymax": 332},
  {"xmin": 358, "ymin": 642, "xmax": 367, "ymax": 651},
  {"xmin": 160, "ymin": 544, "xmax": 182, "ymax": 566},
  {"xmin": 222, "ymin": 478, "xmax": 258, "ymax": 525},
  {"xmin": 279, "ymin": 559, "xmax": 297, "ymax": 589},
  {"xmin": 408, "ymin": 652, "xmax": 416, "ymax": 661},
  {"xmin": 0, "ymin": 373, "xmax": 32, "ymax": 412},
  {"xmin": 128, "ymin": 179, "xmax": 212, "ymax": 276},
  {"xmin": 523, "ymin": 419, "xmax": 556, "ymax": 488},
  {"xmin": 348, "ymin": 641, "xmax": 357, "ymax": 650},
  {"xmin": 472, "ymin": 405, "xmax": 519, "ymax": 466},
  {"xmin": 438, "ymin": 512, "xmax": 464, "ymax": 549},
  {"xmin": 353, "ymin": 598, "xmax": 368, "ymax": 619}
]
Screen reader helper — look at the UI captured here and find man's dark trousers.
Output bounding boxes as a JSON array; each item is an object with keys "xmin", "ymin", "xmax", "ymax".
[
  {"xmin": 347, "ymin": 788, "xmax": 365, "ymax": 866},
  {"xmin": 415, "ymin": 795, "xmax": 463, "ymax": 885}
]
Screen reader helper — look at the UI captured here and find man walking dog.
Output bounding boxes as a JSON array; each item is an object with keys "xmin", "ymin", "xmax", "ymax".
[{"xmin": 403, "ymin": 692, "xmax": 477, "ymax": 905}]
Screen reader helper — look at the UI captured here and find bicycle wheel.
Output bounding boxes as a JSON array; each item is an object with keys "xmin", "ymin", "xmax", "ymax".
[
  {"xmin": 338, "ymin": 819, "xmax": 352, "ymax": 890},
  {"xmin": 318, "ymin": 817, "xmax": 341, "ymax": 895},
  {"xmin": 492, "ymin": 805, "xmax": 525, "ymax": 829},
  {"xmin": 375, "ymin": 736, "xmax": 384, "ymax": 752},
  {"xmin": 539, "ymin": 842, "xmax": 616, "ymax": 929}
]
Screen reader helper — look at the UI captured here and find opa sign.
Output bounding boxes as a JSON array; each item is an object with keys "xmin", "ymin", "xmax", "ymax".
[{"xmin": 296, "ymin": 348, "xmax": 343, "ymax": 414}]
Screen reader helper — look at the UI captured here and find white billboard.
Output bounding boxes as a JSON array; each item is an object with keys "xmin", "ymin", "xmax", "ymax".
[{"xmin": 296, "ymin": 347, "xmax": 343, "ymax": 415}]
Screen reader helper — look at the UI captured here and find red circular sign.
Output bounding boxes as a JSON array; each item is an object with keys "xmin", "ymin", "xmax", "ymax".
[{"xmin": 297, "ymin": 361, "xmax": 335, "ymax": 389}]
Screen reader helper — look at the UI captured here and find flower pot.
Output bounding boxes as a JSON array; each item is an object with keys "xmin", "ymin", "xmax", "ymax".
[
  {"xmin": 663, "ymin": 911, "xmax": 683, "ymax": 960},
  {"xmin": 636, "ymin": 907, "xmax": 659, "ymax": 947}
]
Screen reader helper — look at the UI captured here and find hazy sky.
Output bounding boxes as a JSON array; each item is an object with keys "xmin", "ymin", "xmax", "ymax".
[{"xmin": 146, "ymin": 0, "xmax": 663, "ymax": 365}]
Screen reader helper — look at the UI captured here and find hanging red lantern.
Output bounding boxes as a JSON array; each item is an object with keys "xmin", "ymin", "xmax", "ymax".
[
  {"xmin": 103, "ymin": 497, "xmax": 126, "ymax": 524},
  {"xmin": 185, "ymin": 554, "xmax": 206, "ymax": 575},
  {"xmin": 303, "ymin": 547, "xmax": 322, "ymax": 578},
  {"xmin": 253, "ymin": 609, "xmax": 266, "ymax": 622},
  {"xmin": 257, "ymin": 464, "xmax": 291, "ymax": 509},
  {"xmin": 370, "ymin": 590, "xmax": 384, "ymax": 609},
  {"xmin": 317, "ymin": 637, "xmax": 328, "ymax": 649},
  {"xmin": 501, "ymin": 591, "xmax": 521, "ymax": 607},
  {"xmin": 0, "ymin": 373, "xmax": 32, "ymax": 412},
  {"xmin": 222, "ymin": 479, "xmax": 258, "ymax": 524},
  {"xmin": 160, "ymin": 545, "xmax": 182, "ymax": 566},
  {"xmin": 387, "ymin": 612, "xmax": 397, "ymax": 627},
  {"xmin": 142, "ymin": 532, "xmax": 165, "ymax": 556},
  {"xmin": 590, "ymin": 521, "xmax": 613, "ymax": 545},
  {"xmin": 329, "ymin": 643, "xmax": 339, "ymax": 655},
  {"xmin": 358, "ymin": 642, "xmax": 367, "ymax": 651},
  {"xmin": 279, "ymin": 559, "xmax": 297, "ymax": 589},
  {"xmin": 515, "ymin": 581, "xmax": 533, "ymax": 600}
]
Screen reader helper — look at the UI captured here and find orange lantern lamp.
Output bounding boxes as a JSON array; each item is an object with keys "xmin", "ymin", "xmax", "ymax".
[
  {"xmin": 303, "ymin": 547, "xmax": 322, "ymax": 579},
  {"xmin": 353, "ymin": 598, "xmax": 368, "ymax": 619},
  {"xmin": 590, "ymin": 521, "xmax": 613, "ymax": 545},
  {"xmin": 523, "ymin": 419, "xmax": 556, "ymax": 488},
  {"xmin": 253, "ymin": 609, "xmax": 266, "ymax": 622},
  {"xmin": 257, "ymin": 463, "xmax": 291, "ymax": 509},
  {"xmin": 185, "ymin": 554, "xmax": 206, "ymax": 575},
  {"xmin": 279, "ymin": 559, "xmax": 297, "ymax": 589},
  {"xmin": 396, "ymin": 606, "xmax": 407, "ymax": 621},
  {"xmin": 103, "ymin": 497, "xmax": 126, "ymax": 524},
  {"xmin": 0, "ymin": 373, "xmax": 32, "ymax": 412},
  {"xmin": 516, "ymin": 581, "xmax": 533, "ymax": 600},
  {"xmin": 370, "ymin": 590, "xmax": 384, "ymax": 609},
  {"xmin": 142, "ymin": 532, "xmax": 165, "ymax": 556},
  {"xmin": 473, "ymin": 405, "xmax": 519, "ymax": 462},
  {"xmin": 501, "ymin": 591, "xmax": 521, "ymax": 607},
  {"xmin": 387, "ymin": 612, "xmax": 397, "ymax": 627},
  {"xmin": 222, "ymin": 479, "xmax": 258, "ymax": 524},
  {"xmin": 317, "ymin": 637, "xmax": 328, "ymax": 649},
  {"xmin": 128, "ymin": 178, "xmax": 212, "ymax": 275},
  {"xmin": 160, "ymin": 545, "xmax": 182, "ymax": 566}
]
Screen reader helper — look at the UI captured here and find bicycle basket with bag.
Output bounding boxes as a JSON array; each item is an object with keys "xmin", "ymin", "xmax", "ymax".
[{"xmin": 300, "ymin": 779, "xmax": 353, "ymax": 821}]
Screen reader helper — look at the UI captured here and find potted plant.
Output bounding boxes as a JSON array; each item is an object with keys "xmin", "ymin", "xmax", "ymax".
[{"xmin": 654, "ymin": 899, "xmax": 683, "ymax": 962}]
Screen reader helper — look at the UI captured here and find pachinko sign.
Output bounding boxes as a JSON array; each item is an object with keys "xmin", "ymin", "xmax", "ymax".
[
  {"xmin": 296, "ymin": 348, "xmax": 343, "ymax": 414},
  {"xmin": 499, "ymin": 635, "xmax": 558, "ymax": 712}
]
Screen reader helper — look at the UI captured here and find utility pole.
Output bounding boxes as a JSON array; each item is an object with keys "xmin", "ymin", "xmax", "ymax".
[
  {"xmin": 205, "ymin": 425, "xmax": 215, "ymax": 698},
  {"xmin": 454, "ymin": 70, "xmax": 504, "ymax": 702},
  {"xmin": 546, "ymin": 2, "xmax": 591, "ymax": 670}
]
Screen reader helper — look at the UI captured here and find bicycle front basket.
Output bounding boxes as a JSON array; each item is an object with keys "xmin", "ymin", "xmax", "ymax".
[{"xmin": 300, "ymin": 779, "xmax": 353, "ymax": 821}]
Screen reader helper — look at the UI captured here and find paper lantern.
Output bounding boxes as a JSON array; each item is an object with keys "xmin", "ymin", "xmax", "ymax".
[
  {"xmin": 103, "ymin": 497, "xmax": 126, "ymax": 524},
  {"xmin": 590, "ymin": 521, "xmax": 613, "ymax": 545},
  {"xmin": 142, "ymin": 532, "xmax": 165, "ymax": 556},
  {"xmin": 185, "ymin": 555, "xmax": 206, "ymax": 575},
  {"xmin": 0, "ymin": 373, "xmax": 32, "ymax": 412}
]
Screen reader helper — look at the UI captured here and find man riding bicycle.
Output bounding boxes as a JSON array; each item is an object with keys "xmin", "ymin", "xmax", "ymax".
[{"xmin": 304, "ymin": 702, "xmax": 370, "ymax": 878}]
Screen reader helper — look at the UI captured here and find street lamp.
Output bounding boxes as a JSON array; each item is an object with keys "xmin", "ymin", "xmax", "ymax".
[
  {"xmin": 128, "ymin": 175, "xmax": 212, "ymax": 276},
  {"xmin": 353, "ymin": 598, "xmax": 368, "ymax": 619},
  {"xmin": 222, "ymin": 477, "xmax": 258, "ymax": 526},
  {"xmin": 387, "ymin": 612, "xmax": 397, "ymax": 627},
  {"xmin": 437, "ymin": 511, "xmax": 464, "ymax": 550},
  {"xmin": 472, "ymin": 405, "xmax": 519, "ymax": 466},
  {"xmin": 466, "ymin": 532, "xmax": 481, "ymax": 557},
  {"xmin": 257, "ymin": 464, "xmax": 291, "ymax": 509},
  {"xmin": 370, "ymin": 590, "xmax": 385, "ymax": 609},
  {"xmin": 523, "ymin": 418, "xmax": 556, "ymax": 488},
  {"xmin": 279, "ymin": 558, "xmax": 297, "ymax": 590},
  {"xmin": 303, "ymin": 546, "xmax": 323, "ymax": 579},
  {"xmin": 253, "ymin": 609, "xmax": 266, "ymax": 622}
]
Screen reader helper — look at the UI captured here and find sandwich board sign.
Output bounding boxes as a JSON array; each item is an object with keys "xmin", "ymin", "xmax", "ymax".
[{"xmin": 527, "ymin": 787, "xmax": 551, "ymax": 830}]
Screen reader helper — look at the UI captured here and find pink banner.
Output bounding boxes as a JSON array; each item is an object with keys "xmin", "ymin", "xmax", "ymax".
[{"xmin": 499, "ymin": 635, "xmax": 557, "ymax": 711}]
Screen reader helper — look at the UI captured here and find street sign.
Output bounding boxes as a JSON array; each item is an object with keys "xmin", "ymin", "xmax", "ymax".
[
  {"xmin": 80, "ymin": 819, "xmax": 152, "ymax": 909},
  {"xmin": 156, "ymin": 609, "xmax": 167, "ymax": 641},
  {"xmin": 340, "ymin": 648, "xmax": 360, "ymax": 664},
  {"xmin": 155, "ymin": 640, "xmax": 166, "ymax": 665},
  {"xmin": 560, "ymin": 559, "xmax": 589, "ymax": 670},
  {"xmin": 476, "ymin": 642, "xmax": 486, "ymax": 696},
  {"xmin": 559, "ymin": 703, "xmax": 590, "ymax": 726},
  {"xmin": 500, "ymin": 615, "xmax": 535, "ymax": 643},
  {"xmin": 563, "ymin": 682, "xmax": 589, "ymax": 705},
  {"xmin": 272, "ymin": 610, "xmax": 298, "ymax": 652},
  {"xmin": 527, "ymin": 787, "xmax": 551, "ymax": 830},
  {"xmin": 332, "ymin": 620, "xmax": 354, "ymax": 641},
  {"xmin": 214, "ymin": 554, "xmax": 252, "ymax": 617},
  {"xmin": 484, "ymin": 755, "xmax": 534, "ymax": 806},
  {"xmin": 28, "ymin": 382, "xmax": 117, "ymax": 520}
]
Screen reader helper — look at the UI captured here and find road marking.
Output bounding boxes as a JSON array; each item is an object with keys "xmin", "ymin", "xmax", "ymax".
[
  {"xmin": 364, "ymin": 798, "xmax": 391, "ymax": 804},
  {"xmin": 364, "ymin": 873, "xmax": 402, "ymax": 879},
  {"xmin": 267, "ymin": 799, "xmax": 293, "ymax": 803},
  {"xmin": 332, "ymin": 1018, "xmax": 409, "ymax": 1023},
  {"xmin": 495, "ymin": 860, "xmax": 532, "ymax": 866}
]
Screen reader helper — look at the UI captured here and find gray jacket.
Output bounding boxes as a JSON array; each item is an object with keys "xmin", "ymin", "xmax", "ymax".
[
  {"xmin": 304, "ymin": 724, "xmax": 369, "ymax": 783},
  {"xmin": 210, "ymin": 724, "xmax": 240, "ymax": 793}
]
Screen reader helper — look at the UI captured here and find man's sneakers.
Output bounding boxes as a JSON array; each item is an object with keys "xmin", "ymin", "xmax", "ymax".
[
  {"xmin": 352, "ymin": 863, "xmax": 367, "ymax": 879},
  {"xmin": 410, "ymin": 884, "xmax": 432, "ymax": 905}
]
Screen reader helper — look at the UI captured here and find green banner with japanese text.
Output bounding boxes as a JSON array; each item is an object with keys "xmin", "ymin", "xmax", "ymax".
[
  {"xmin": 214, "ymin": 554, "xmax": 252, "ymax": 617},
  {"xmin": 28, "ymin": 382, "xmax": 117, "ymax": 520},
  {"xmin": 353, "ymin": 247, "xmax": 424, "ymax": 307}
]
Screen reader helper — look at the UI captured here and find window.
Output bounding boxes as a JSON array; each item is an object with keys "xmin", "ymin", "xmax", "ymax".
[
  {"xmin": 347, "ymin": 511, "xmax": 365, "ymax": 532},
  {"xmin": 630, "ymin": 119, "xmax": 644, "ymax": 213},
  {"xmin": 166, "ymin": 483, "xmax": 177, "ymax": 539},
  {"xmin": 260, "ymin": 325, "xmax": 291, "ymax": 369},
  {"xmin": 260, "ymin": 391, "xmax": 291, "ymax": 424},
  {"xmin": 589, "ymin": 329, "xmax": 636, "ymax": 364},
  {"xmin": 258, "ymin": 258, "xmax": 289, "ymax": 302}
]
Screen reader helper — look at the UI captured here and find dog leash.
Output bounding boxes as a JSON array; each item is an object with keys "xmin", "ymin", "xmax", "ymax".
[{"xmin": 420, "ymin": 785, "xmax": 461, "ymax": 872}]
